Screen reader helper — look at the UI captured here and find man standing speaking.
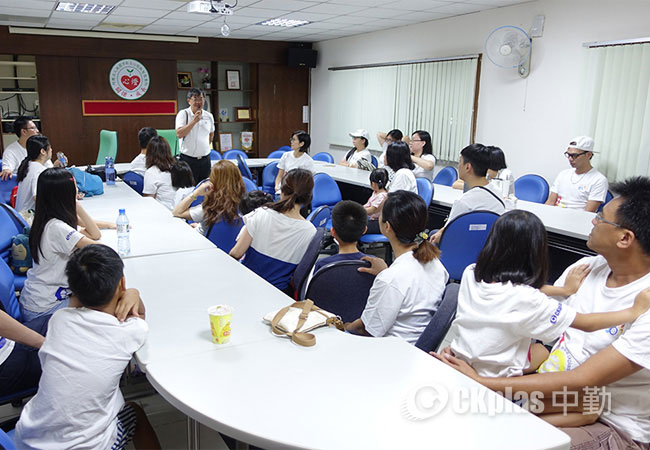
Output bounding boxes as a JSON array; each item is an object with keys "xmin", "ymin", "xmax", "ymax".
[{"xmin": 175, "ymin": 88, "xmax": 214, "ymax": 183}]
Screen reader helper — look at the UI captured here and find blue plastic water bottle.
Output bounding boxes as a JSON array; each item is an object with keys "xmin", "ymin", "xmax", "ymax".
[
  {"xmin": 106, "ymin": 156, "xmax": 116, "ymax": 185},
  {"xmin": 116, "ymin": 209, "xmax": 130, "ymax": 257}
]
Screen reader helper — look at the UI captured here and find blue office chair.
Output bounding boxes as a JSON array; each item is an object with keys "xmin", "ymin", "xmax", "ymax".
[
  {"xmin": 190, "ymin": 178, "xmax": 209, "ymax": 208},
  {"xmin": 267, "ymin": 148, "xmax": 289, "ymax": 158},
  {"xmin": 122, "ymin": 171, "xmax": 144, "ymax": 195},
  {"xmin": 433, "ymin": 166, "xmax": 458, "ymax": 186},
  {"xmin": 439, "ymin": 210, "xmax": 500, "ymax": 280},
  {"xmin": 243, "ymin": 177, "xmax": 258, "ymax": 192},
  {"xmin": 236, "ymin": 154, "xmax": 253, "ymax": 181},
  {"xmin": 416, "ymin": 178, "xmax": 434, "ymax": 207},
  {"xmin": 359, "ymin": 233, "xmax": 392, "ymax": 264},
  {"xmin": 415, "ymin": 282, "xmax": 460, "ymax": 353},
  {"xmin": 0, "ymin": 176, "xmax": 18, "ymax": 205},
  {"xmin": 290, "ymin": 228, "xmax": 325, "ymax": 300},
  {"xmin": 262, "ymin": 161, "xmax": 279, "ymax": 195},
  {"xmin": 306, "ymin": 260, "xmax": 375, "ymax": 322},
  {"xmin": 1, "ymin": 259, "xmax": 21, "ymax": 320},
  {"xmin": 0, "ymin": 205, "xmax": 27, "ymax": 290},
  {"xmin": 205, "ymin": 217, "xmax": 243, "ymax": 254},
  {"xmin": 223, "ymin": 149, "xmax": 248, "ymax": 160},
  {"xmin": 597, "ymin": 190, "xmax": 614, "ymax": 213},
  {"xmin": 514, "ymin": 174, "xmax": 549, "ymax": 204},
  {"xmin": 0, "ymin": 427, "xmax": 16, "ymax": 450},
  {"xmin": 306, "ymin": 205, "xmax": 331, "ymax": 228},
  {"xmin": 312, "ymin": 152, "xmax": 334, "ymax": 163},
  {"xmin": 311, "ymin": 173, "xmax": 342, "ymax": 210},
  {"xmin": 370, "ymin": 155, "xmax": 378, "ymax": 168},
  {"xmin": 210, "ymin": 149, "xmax": 222, "ymax": 161}
]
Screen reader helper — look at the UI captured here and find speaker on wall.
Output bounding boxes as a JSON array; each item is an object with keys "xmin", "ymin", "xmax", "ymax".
[{"xmin": 288, "ymin": 48, "xmax": 317, "ymax": 68}]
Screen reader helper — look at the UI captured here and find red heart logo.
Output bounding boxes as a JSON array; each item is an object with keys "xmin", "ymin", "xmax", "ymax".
[{"xmin": 120, "ymin": 75, "xmax": 141, "ymax": 90}]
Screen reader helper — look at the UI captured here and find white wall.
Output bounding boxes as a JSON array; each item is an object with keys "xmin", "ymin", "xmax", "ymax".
[{"xmin": 309, "ymin": 0, "xmax": 650, "ymax": 183}]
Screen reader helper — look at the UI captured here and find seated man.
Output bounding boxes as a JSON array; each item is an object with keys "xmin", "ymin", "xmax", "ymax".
[
  {"xmin": 0, "ymin": 117, "xmax": 61, "ymax": 180},
  {"xmin": 436, "ymin": 177, "xmax": 650, "ymax": 449},
  {"xmin": 545, "ymin": 136, "xmax": 608, "ymax": 212},
  {"xmin": 130, "ymin": 127, "xmax": 158, "ymax": 176},
  {"xmin": 431, "ymin": 143, "xmax": 505, "ymax": 244}
]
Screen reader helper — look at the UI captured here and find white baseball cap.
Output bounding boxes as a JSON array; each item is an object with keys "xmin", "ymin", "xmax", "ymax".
[
  {"xmin": 568, "ymin": 136, "xmax": 595, "ymax": 152},
  {"xmin": 349, "ymin": 129, "xmax": 370, "ymax": 141}
]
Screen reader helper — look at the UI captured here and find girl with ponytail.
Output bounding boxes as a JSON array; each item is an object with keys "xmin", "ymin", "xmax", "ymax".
[
  {"xmin": 345, "ymin": 190, "xmax": 449, "ymax": 344},
  {"xmin": 15, "ymin": 135, "xmax": 53, "ymax": 212},
  {"xmin": 229, "ymin": 168, "xmax": 316, "ymax": 293}
]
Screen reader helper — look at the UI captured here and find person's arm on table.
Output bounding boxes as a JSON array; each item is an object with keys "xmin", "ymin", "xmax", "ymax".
[
  {"xmin": 114, "ymin": 288, "xmax": 146, "ymax": 321},
  {"xmin": 585, "ymin": 200, "xmax": 602, "ymax": 213},
  {"xmin": 545, "ymin": 192, "xmax": 558, "ymax": 206},
  {"xmin": 229, "ymin": 227, "xmax": 252, "ymax": 260}
]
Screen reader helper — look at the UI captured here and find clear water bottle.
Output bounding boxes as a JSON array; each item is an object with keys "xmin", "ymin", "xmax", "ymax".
[
  {"xmin": 106, "ymin": 156, "xmax": 116, "ymax": 185},
  {"xmin": 116, "ymin": 209, "xmax": 130, "ymax": 257}
]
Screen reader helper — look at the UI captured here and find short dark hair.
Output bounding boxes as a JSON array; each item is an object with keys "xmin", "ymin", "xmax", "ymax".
[
  {"xmin": 138, "ymin": 127, "xmax": 158, "ymax": 149},
  {"xmin": 331, "ymin": 200, "xmax": 367, "ymax": 244},
  {"xmin": 369, "ymin": 168, "xmax": 389, "ymax": 190},
  {"xmin": 240, "ymin": 190, "xmax": 273, "ymax": 215},
  {"xmin": 12, "ymin": 116, "xmax": 31, "ymax": 138},
  {"xmin": 460, "ymin": 143, "xmax": 491, "ymax": 177},
  {"xmin": 66, "ymin": 245, "xmax": 124, "ymax": 308},
  {"xmin": 488, "ymin": 146, "xmax": 507, "ymax": 171},
  {"xmin": 474, "ymin": 210, "xmax": 548, "ymax": 288},
  {"xmin": 610, "ymin": 177, "xmax": 650, "ymax": 256},
  {"xmin": 292, "ymin": 130, "xmax": 311, "ymax": 152},
  {"xmin": 412, "ymin": 130, "xmax": 433, "ymax": 155},
  {"xmin": 386, "ymin": 141, "xmax": 415, "ymax": 171},
  {"xmin": 186, "ymin": 87, "xmax": 204, "ymax": 99},
  {"xmin": 386, "ymin": 129, "xmax": 403, "ymax": 141},
  {"xmin": 171, "ymin": 161, "xmax": 195, "ymax": 189}
]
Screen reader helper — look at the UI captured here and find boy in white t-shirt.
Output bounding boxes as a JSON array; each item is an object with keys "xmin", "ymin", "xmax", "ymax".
[
  {"xmin": 16, "ymin": 245, "xmax": 160, "ymax": 450},
  {"xmin": 546, "ymin": 136, "xmax": 608, "ymax": 212},
  {"xmin": 130, "ymin": 127, "xmax": 158, "ymax": 176}
]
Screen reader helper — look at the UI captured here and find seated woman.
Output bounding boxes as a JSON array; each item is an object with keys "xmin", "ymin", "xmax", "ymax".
[
  {"xmin": 339, "ymin": 129, "xmax": 372, "ymax": 169},
  {"xmin": 409, "ymin": 130, "xmax": 436, "ymax": 181},
  {"xmin": 173, "ymin": 159, "xmax": 245, "ymax": 235},
  {"xmin": 345, "ymin": 191, "xmax": 449, "ymax": 344},
  {"xmin": 386, "ymin": 141, "xmax": 417, "ymax": 194},
  {"xmin": 143, "ymin": 136, "xmax": 177, "ymax": 210},
  {"xmin": 15, "ymin": 135, "xmax": 53, "ymax": 212},
  {"xmin": 275, "ymin": 130, "xmax": 315, "ymax": 194},
  {"xmin": 229, "ymin": 169, "xmax": 317, "ymax": 293}
]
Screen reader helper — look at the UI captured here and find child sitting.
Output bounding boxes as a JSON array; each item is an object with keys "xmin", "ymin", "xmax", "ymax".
[
  {"xmin": 171, "ymin": 160, "xmax": 196, "ymax": 207},
  {"xmin": 364, "ymin": 168, "xmax": 389, "ymax": 235},
  {"xmin": 15, "ymin": 244, "xmax": 160, "ymax": 449},
  {"xmin": 313, "ymin": 200, "xmax": 369, "ymax": 273}
]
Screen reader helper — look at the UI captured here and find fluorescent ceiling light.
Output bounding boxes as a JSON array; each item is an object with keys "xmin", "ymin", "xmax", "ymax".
[
  {"xmin": 8, "ymin": 26, "xmax": 199, "ymax": 43},
  {"xmin": 55, "ymin": 2, "xmax": 115, "ymax": 14},
  {"xmin": 258, "ymin": 18, "xmax": 310, "ymax": 28}
]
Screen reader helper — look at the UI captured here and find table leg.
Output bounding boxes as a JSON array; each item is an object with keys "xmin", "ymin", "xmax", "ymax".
[{"xmin": 187, "ymin": 416, "xmax": 201, "ymax": 449}]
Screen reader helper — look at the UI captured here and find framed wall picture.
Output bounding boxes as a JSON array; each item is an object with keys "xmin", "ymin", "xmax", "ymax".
[
  {"xmin": 177, "ymin": 72, "xmax": 193, "ymax": 88},
  {"xmin": 219, "ymin": 132, "xmax": 233, "ymax": 152},
  {"xmin": 235, "ymin": 107, "xmax": 252, "ymax": 121},
  {"xmin": 226, "ymin": 70, "xmax": 241, "ymax": 90}
]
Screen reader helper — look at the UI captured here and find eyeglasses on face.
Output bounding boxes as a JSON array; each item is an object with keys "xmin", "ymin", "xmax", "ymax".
[
  {"xmin": 594, "ymin": 212, "xmax": 622, "ymax": 228},
  {"xmin": 564, "ymin": 151, "xmax": 587, "ymax": 160}
]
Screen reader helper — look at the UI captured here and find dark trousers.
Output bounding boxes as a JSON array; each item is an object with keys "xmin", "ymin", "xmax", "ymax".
[
  {"xmin": 180, "ymin": 153, "xmax": 211, "ymax": 185},
  {"xmin": 366, "ymin": 219, "xmax": 381, "ymax": 234}
]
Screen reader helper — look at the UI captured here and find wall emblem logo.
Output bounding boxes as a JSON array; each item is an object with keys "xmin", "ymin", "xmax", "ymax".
[{"xmin": 109, "ymin": 59, "xmax": 150, "ymax": 100}]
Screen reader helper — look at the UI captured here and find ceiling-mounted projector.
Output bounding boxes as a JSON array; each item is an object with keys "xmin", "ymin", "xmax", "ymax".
[{"xmin": 188, "ymin": 0, "xmax": 236, "ymax": 15}]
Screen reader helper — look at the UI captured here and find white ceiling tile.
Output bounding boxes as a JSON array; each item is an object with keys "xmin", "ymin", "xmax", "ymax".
[
  {"xmin": 236, "ymin": 7, "xmax": 290, "ymax": 18},
  {"xmin": 293, "ymin": 21, "xmax": 335, "ymax": 31},
  {"xmin": 299, "ymin": 3, "xmax": 366, "ymax": 15},
  {"xmin": 430, "ymin": 2, "xmax": 492, "ymax": 14},
  {"xmin": 274, "ymin": 11, "xmax": 337, "ymax": 22},
  {"xmin": 137, "ymin": 25, "xmax": 192, "ymax": 33},
  {"xmin": 47, "ymin": 21, "xmax": 97, "ymax": 30},
  {"xmin": 327, "ymin": 0, "xmax": 392, "ymax": 6},
  {"xmin": 151, "ymin": 18, "xmax": 210, "ymax": 26},
  {"xmin": 94, "ymin": 24, "xmax": 144, "ymax": 32},
  {"xmin": 394, "ymin": 10, "xmax": 452, "ymax": 21},
  {"xmin": 310, "ymin": 20, "xmax": 356, "ymax": 30},
  {"xmin": 2, "ymin": 0, "xmax": 54, "ymax": 9},
  {"xmin": 388, "ymin": 0, "xmax": 455, "ymax": 10},
  {"xmin": 109, "ymin": 7, "xmax": 169, "ymax": 18},
  {"xmin": 164, "ymin": 11, "xmax": 218, "ymax": 21},
  {"xmin": 0, "ymin": 19, "xmax": 46, "ymax": 27},
  {"xmin": 349, "ymin": 8, "xmax": 409, "ymax": 19},
  {"xmin": 252, "ymin": 0, "xmax": 318, "ymax": 10},
  {"xmin": 118, "ymin": 0, "xmax": 187, "ymax": 10},
  {"xmin": 101, "ymin": 15, "xmax": 156, "ymax": 25},
  {"xmin": 50, "ymin": 11, "xmax": 109, "ymax": 21},
  {"xmin": 321, "ymin": 15, "xmax": 373, "ymax": 25},
  {"xmin": 0, "ymin": 7, "xmax": 51, "ymax": 17}
]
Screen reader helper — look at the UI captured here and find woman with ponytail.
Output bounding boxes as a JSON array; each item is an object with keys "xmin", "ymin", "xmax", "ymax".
[
  {"xmin": 345, "ymin": 190, "xmax": 449, "ymax": 344},
  {"xmin": 230, "ymin": 168, "xmax": 316, "ymax": 293},
  {"xmin": 15, "ymin": 135, "xmax": 53, "ymax": 212}
]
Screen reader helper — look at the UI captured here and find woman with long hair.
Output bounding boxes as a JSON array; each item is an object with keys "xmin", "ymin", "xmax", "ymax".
[
  {"xmin": 15, "ymin": 135, "xmax": 53, "ymax": 212},
  {"xmin": 346, "ymin": 190, "xmax": 448, "ymax": 343},
  {"xmin": 173, "ymin": 159, "xmax": 245, "ymax": 233},
  {"xmin": 143, "ymin": 136, "xmax": 177, "ymax": 210},
  {"xmin": 230, "ymin": 168, "xmax": 316, "ymax": 292},
  {"xmin": 19, "ymin": 168, "xmax": 102, "ymax": 321}
]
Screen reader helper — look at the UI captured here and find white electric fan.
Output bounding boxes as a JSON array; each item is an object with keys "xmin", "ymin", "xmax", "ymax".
[{"xmin": 485, "ymin": 25, "xmax": 532, "ymax": 78}]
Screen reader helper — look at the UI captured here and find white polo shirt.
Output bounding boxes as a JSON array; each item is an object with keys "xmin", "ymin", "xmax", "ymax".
[{"xmin": 175, "ymin": 107, "xmax": 215, "ymax": 158}]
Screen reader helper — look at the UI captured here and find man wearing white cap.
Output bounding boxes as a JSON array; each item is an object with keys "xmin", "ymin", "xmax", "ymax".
[
  {"xmin": 339, "ymin": 129, "xmax": 372, "ymax": 169},
  {"xmin": 545, "ymin": 136, "xmax": 608, "ymax": 212}
]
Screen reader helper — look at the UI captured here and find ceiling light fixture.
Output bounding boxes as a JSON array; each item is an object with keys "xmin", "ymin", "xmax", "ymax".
[
  {"xmin": 258, "ymin": 18, "xmax": 310, "ymax": 28},
  {"xmin": 55, "ymin": 2, "xmax": 115, "ymax": 14},
  {"xmin": 221, "ymin": 17, "xmax": 231, "ymax": 37}
]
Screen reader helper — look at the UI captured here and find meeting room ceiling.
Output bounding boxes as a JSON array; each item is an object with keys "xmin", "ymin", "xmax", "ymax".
[{"xmin": 1, "ymin": 0, "xmax": 533, "ymax": 42}]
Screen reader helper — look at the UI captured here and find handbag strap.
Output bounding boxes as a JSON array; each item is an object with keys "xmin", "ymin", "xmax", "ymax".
[{"xmin": 271, "ymin": 300, "xmax": 332, "ymax": 347}]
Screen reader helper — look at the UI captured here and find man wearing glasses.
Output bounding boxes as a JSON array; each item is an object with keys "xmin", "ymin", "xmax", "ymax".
[
  {"xmin": 175, "ymin": 88, "xmax": 214, "ymax": 183},
  {"xmin": 0, "ymin": 117, "xmax": 61, "ymax": 181},
  {"xmin": 545, "ymin": 136, "xmax": 608, "ymax": 212}
]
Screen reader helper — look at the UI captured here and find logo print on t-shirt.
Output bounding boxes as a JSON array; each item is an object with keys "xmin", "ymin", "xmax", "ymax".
[
  {"xmin": 65, "ymin": 231, "xmax": 75, "ymax": 241},
  {"xmin": 55, "ymin": 287, "xmax": 72, "ymax": 301}
]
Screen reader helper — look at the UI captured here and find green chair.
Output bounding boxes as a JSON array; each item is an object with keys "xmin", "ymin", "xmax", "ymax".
[
  {"xmin": 95, "ymin": 130, "xmax": 118, "ymax": 165},
  {"xmin": 157, "ymin": 129, "xmax": 179, "ymax": 157}
]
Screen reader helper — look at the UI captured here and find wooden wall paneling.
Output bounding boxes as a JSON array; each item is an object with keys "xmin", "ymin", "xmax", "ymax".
[{"xmin": 257, "ymin": 64, "xmax": 309, "ymax": 157}]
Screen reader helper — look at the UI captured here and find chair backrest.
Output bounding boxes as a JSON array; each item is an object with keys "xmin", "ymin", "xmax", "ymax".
[
  {"xmin": 267, "ymin": 148, "xmax": 289, "ymax": 158},
  {"xmin": 262, "ymin": 161, "xmax": 279, "ymax": 194},
  {"xmin": 236, "ymin": 154, "xmax": 253, "ymax": 180},
  {"xmin": 205, "ymin": 217, "xmax": 244, "ymax": 254},
  {"xmin": 0, "ymin": 175, "xmax": 18, "ymax": 205},
  {"xmin": 306, "ymin": 205, "xmax": 331, "ymax": 228},
  {"xmin": 210, "ymin": 149, "xmax": 222, "ymax": 161},
  {"xmin": 0, "ymin": 203, "xmax": 28, "ymax": 231},
  {"xmin": 191, "ymin": 178, "xmax": 209, "ymax": 208},
  {"xmin": 0, "ymin": 427, "xmax": 16, "ymax": 450},
  {"xmin": 433, "ymin": 166, "xmax": 458, "ymax": 186},
  {"xmin": 514, "ymin": 174, "xmax": 549, "ymax": 204},
  {"xmin": 439, "ymin": 210, "xmax": 500, "ymax": 280},
  {"xmin": 96, "ymin": 129, "xmax": 118, "ymax": 165},
  {"xmin": 0, "ymin": 259, "xmax": 21, "ymax": 320},
  {"xmin": 306, "ymin": 260, "xmax": 375, "ymax": 322},
  {"xmin": 415, "ymin": 282, "xmax": 460, "ymax": 353},
  {"xmin": 597, "ymin": 190, "xmax": 614, "ymax": 213},
  {"xmin": 223, "ymin": 149, "xmax": 248, "ymax": 160},
  {"xmin": 243, "ymin": 177, "xmax": 258, "ymax": 192},
  {"xmin": 370, "ymin": 155, "xmax": 378, "ymax": 168},
  {"xmin": 122, "ymin": 171, "xmax": 144, "ymax": 195},
  {"xmin": 0, "ymin": 205, "xmax": 23, "ymax": 265},
  {"xmin": 312, "ymin": 173, "xmax": 342, "ymax": 210},
  {"xmin": 416, "ymin": 178, "xmax": 434, "ymax": 207},
  {"xmin": 156, "ymin": 129, "xmax": 179, "ymax": 157},
  {"xmin": 312, "ymin": 152, "xmax": 334, "ymax": 163},
  {"xmin": 290, "ymin": 227, "xmax": 325, "ymax": 299}
]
